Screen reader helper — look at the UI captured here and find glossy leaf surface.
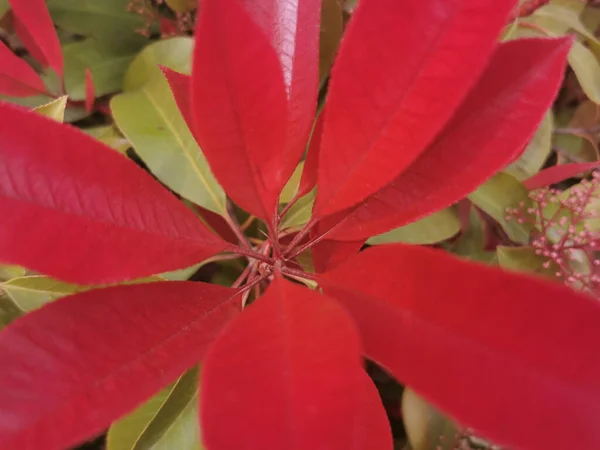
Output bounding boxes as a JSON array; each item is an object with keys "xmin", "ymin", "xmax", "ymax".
[
  {"xmin": 8, "ymin": 0, "xmax": 63, "ymax": 77},
  {"xmin": 322, "ymin": 37, "xmax": 571, "ymax": 240},
  {"xmin": 238, "ymin": 0, "xmax": 321, "ymax": 179},
  {"xmin": 191, "ymin": 0, "xmax": 289, "ymax": 219},
  {"xmin": 320, "ymin": 244, "xmax": 600, "ymax": 450},
  {"xmin": 201, "ymin": 277, "xmax": 368, "ymax": 450},
  {"xmin": 0, "ymin": 41, "xmax": 47, "ymax": 97},
  {"xmin": 0, "ymin": 282, "xmax": 240, "ymax": 450},
  {"xmin": 313, "ymin": 0, "xmax": 515, "ymax": 217},
  {"xmin": 0, "ymin": 101, "xmax": 226, "ymax": 284}
]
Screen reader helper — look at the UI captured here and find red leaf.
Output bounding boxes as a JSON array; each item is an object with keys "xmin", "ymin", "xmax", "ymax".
[
  {"xmin": 297, "ymin": 110, "xmax": 324, "ymax": 198},
  {"xmin": 320, "ymin": 37, "xmax": 571, "ymax": 241},
  {"xmin": 0, "ymin": 40, "xmax": 47, "ymax": 97},
  {"xmin": 319, "ymin": 244, "xmax": 600, "ymax": 450},
  {"xmin": 0, "ymin": 101, "xmax": 227, "ymax": 284},
  {"xmin": 313, "ymin": 0, "xmax": 515, "ymax": 218},
  {"xmin": 161, "ymin": 66, "xmax": 195, "ymax": 137},
  {"xmin": 355, "ymin": 372, "xmax": 394, "ymax": 450},
  {"xmin": 191, "ymin": 0, "xmax": 288, "ymax": 220},
  {"xmin": 84, "ymin": 68, "xmax": 95, "ymax": 113},
  {"xmin": 200, "ymin": 277, "xmax": 368, "ymax": 450},
  {"xmin": 240, "ymin": 0, "xmax": 322, "ymax": 178},
  {"xmin": 9, "ymin": 0, "xmax": 63, "ymax": 78},
  {"xmin": 0, "ymin": 281, "xmax": 240, "ymax": 450},
  {"xmin": 311, "ymin": 236, "xmax": 364, "ymax": 273},
  {"xmin": 524, "ymin": 161, "xmax": 600, "ymax": 189}
]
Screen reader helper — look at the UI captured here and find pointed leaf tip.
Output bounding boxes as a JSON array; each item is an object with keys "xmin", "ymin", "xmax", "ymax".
[
  {"xmin": 313, "ymin": 0, "xmax": 516, "ymax": 217},
  {"xmin": 9, "ymin": 0, "xmax": 64, "ymax": 78},
  {"xmin": 323, "ymin": 36, "xmax": 571, "ymax": 241}
]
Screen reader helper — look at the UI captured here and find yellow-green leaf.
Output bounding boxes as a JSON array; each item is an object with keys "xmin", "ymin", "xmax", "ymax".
[
  {"xmin": 112, "ymin": 38, "xmax": 226, "ymax": 215},
  {"xmin": 506, "ymin": 111, "xmax": 553, "ymax": 180},
  {"xmin": 0, "ymin": 265, "xmax": 26, "ymax": 282},
  {"xmin": 534, "ymin": 4, "xmax": 600, "ymax": 49},
  {"xmin": 1, "ymin": 276, "xmax": 162, "ymax": 312},
  {"xmin": 33, "ymin": 96, "xmax": 68, "ymax": 122},
  {"xmin": 497, "ymin": 246, "xmax": 559, "ymax": 279},
  {"xmin": 107, "ymin": 367, "xmax": 202, "ymax": 450},
  {"xmin": 568, "ymin": 41, "xmax": 600, "ymax": 105},
  {"xmin": 111, "ymin": 78, "xmax": 225, "ymax": 215},
  {"xmin": 124, "ymin": 37, "xmax": 193, "ymax": 90},
  {"xmin": 402, "ymin": 388, "xmax": 459, "ymax": 450},
  {"xmin": 280, "ymin": 190, "xmax": 316, "ymax": 230},
  {"xmin": 367, "ymin": 208, "xmax": 460, "ymax": 245},
  {"xmin": 280, "ymin": 162, "xmax": 305, "ymax": 204},
  {"xmin": 468, "ymin": 172, "xmax": 532, "ymax": 244},
  {"xmin": 1, "ymin": 276, "xmax": 91, "ymax": 311},
  {"xmin": 82, "ymin": 125, "xmax": 130, "ymax": 154}
]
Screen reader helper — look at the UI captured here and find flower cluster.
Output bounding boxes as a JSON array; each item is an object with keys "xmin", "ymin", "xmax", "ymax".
[{"xmin": 507, "ymin": 172, "xmax": 600, "ymax": 297}]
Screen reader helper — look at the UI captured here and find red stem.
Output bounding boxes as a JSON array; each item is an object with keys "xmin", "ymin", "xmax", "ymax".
[
  {"xmin": 229, "ymin": 245, "xmax": 274, "ymax": 264},
  {"xmin": 281, "ymin": 266, "xmax": 320, "ymax": 282}
]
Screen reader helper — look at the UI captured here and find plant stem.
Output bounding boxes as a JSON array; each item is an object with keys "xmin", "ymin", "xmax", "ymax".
[
  {"xmin": 283, "ymin": 218, "xmax": 318, "ymax": 257},
  {"xmin": 281, "ymin": 266, "xmax": 320, "ymax": 282},
  {"xmin": 225, "ymin": 200, "xmax": 253, "ymax": 250},
  {"xmin": 232, "ymin": 263, "xmax": 253, "ymax": 288},
  {"xmin": 229, "ymin": 245, "xmax": 274, "ymax": 264}
]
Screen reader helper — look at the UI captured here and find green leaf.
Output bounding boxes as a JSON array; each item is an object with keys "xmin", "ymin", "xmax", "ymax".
[
  {"xmin": 280, "ymin": 190, "xmax": 316, "ymax": 230},
  {"xmin": 568, "ymin": 41, "xmax": 600, "ymax": 105},
  {"xmin": 81, "ymin": 125, "xmax": 130, "ymax": 154},
  {"xmin": 497, "ymin": 246, "xmax": 558, "ymax": 279},
  {"xmin": 367, "ymin": 208, "xmax": 460, "ymax": 245},
  {"xmin": 47, "ymin": 0, "xmax": 148, "ymax": 51},
  {"xmin": 0, "ymin": 295, "xmax": 22, "ymax": 331},
  {"xmin": 0, "ymin": 93, "xmax": 88, "ymax": 122},
  {"xmin": 280, "ymin": 162, "xmax": 305, "ymax": 204},
  {"xmin": 63, "ymin": 39, "xmax": 138, "ymax": 101},
  {"xmin": 123, "ymin": 37, "xmax": 194, "ymax": 90},
  {"xmin": 402, "ymin": 388, "xmax": 459, "ymax": 450},
  {"xmin": 112, "ymin": 38, "xmax": 226, "ymax": 215},
  {"xmin": 506, "ymin": 111, "xmax": 553, "ymax": 180},
  {"xmin": 159, "ymin": 264, "xmax": 203, "ymax": 281},
  {"xmin": 1, "ymin": 276, "xmax": 162, "ymax": 312},
  {"xmin": 107, "ymin": 366, "xmax": 202, "ymax": 450},
  {"xmin": 1, "ymin": 276, "xmax": 91, "ymax": 312},
  {"xmin": 468, "ymin": 172, "xmax": 532, "ymax": 244},
  {"xmin": 0, "ymin": 265, "xmax": 26, "ymax": 282},
  {"xmin": 534, "ymin": 4, "xmax": 600, "ymax": 49},
  {"xmin": 33, "ymin": 96, "xmax": 68, "ymax": 122}
]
